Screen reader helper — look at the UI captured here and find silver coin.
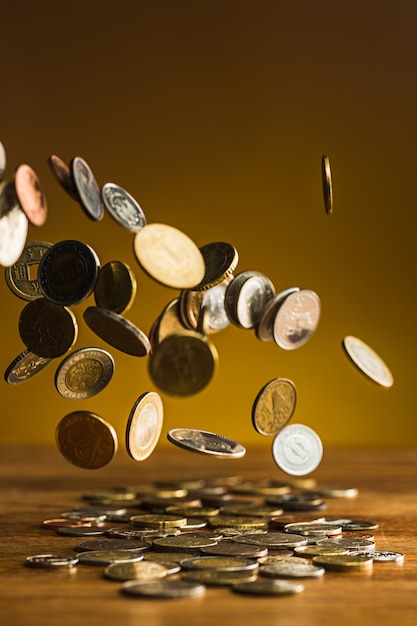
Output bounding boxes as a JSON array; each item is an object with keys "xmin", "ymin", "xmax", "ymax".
[
  {"xmin": 71, "ymin": 156, "xmax": 103, "ymax": 221},
  {"xmin": 4, "ymin": 240, "xmax": 53, "ymax": 300},
  {"xmin": 4, "ymin": 349, "xmax": 52, "ymax": 385},
  {"xmin": 255, "ymin": 287, "xmax": 300, "ymax": 342},
  {"xmin": 232, "ymin": 578, "xmax": 304, "ymax": 596},
  {"xmin": 180, "ymin": 556, "xmax": 259, "ymax": 572},
  {"xmin": 167, "ymin": 428, "xmax": 246, "ymax": 459},
  {"xmin": 225, "ymin": 271, "xmax": 275, "ymax": 329},
  {"xmin": 57, "ymin": 525, "xmax": 107, "ymax": 537},
  {"xmin": 121, "ymin": 578, "xmax": 206, "ymax": 598},
  {"xmin": 260, "ymin": 562, "xmax": 325, "ymax": 578},
  {"xmin": 0, "ymin": 181, "xmax": 28, "ymax": 267},
  {"xmin": 25, "ymin": 554, "xmax": 79, "ymax": 568},
  {"xmin": 273, "ymin": 288, "xmax": 321, "ymax": 349},
  {"xmin": 47, "ymin": 154, "xmax": 81, "ymax": 202},
  {"xmin": 77, "ymin": 550, "xmax": 144, "ymax": 565},
  {"xmin": 0, "ymin": 141, "xmax": 6, "ymax": 181},
  {"xmin": 101, "ymin": 182, "xmax": 147, "ymax": 232},
  {"xmin": 272, "ymin": 424, "xmax": 323, "ymax": 476},
  {"xmin": 349, "ymin": 550, "xmax": 404, "ymax": 563},
  {"xmin": 54, "ymin": 347, "xmax": 114, "ymax": 400},
  {"xmin": 342, "ymin": 335, "xmax": 394, "ymax": 388},
  {"xmin": 126, "ymin": 391, "xmax": 164, "ymax": 461},
  {"xmin": 201, "ymin": 284, "xmax": 230, "ymax": 331},
  {"xmin": 316, "ymin": 537, "xmax": 375, "ymax": 550}
]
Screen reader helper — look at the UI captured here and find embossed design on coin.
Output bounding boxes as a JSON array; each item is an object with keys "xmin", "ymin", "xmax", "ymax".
[
  {"xmin": 54, "ymin": 347, "xmax": 114, "ymax": 399},
  {"xmin": 19, "ymin": 298, "xmax": 78, "ymax": 358},
  {"xmin": 126, "ymin": 391, "xmax": 164, "ymax": 461},
  {"xmin": 101, "ymin": 182, "xmax": 147, "ymax": 232},
  {"xmin": 5, "ymin": 240, "xmax": 53, "ymax": 300},
  {"xmin": 273, "ymin": 289, "xmax": 321, "ymax": 349},
  {"xmin": 272, "ymin": 424, "xmax": 323, "ymax": 476},
  {"xmin": 25, "ymin": 554, "xmax": 79, "ymax": 568},
  {"xmin": 342, "ymin": 335, "xmax": 394, "ymax": 388},
  {"xmin": 47, "ymin": 154, "xmax": 81, "ymax": 202},
  {"xmin": 83, "ymin": 306, "xmax": 150, "ymax": 357},
  {"xmin": 0, "ymin": 181, "xmax": 28, "ymax": 267},
  {"xmin": 56, "ymin": 411, "xmax": 118, "ymax": 469},
  {"xmin": 322, "ymin": 154, "xmax": 333, "ymax": 215},
  {"xmin": 4, "ymin": 349, "xmax": 52, "ymax": 384},
  {"xmin": 252, "ymin": 378, "xmax": 297, "ymax": 436},
  {"xmin": 94, "ymin": 260, "xmax": 136, "ymax": 314},
  {"xmin": 167, "ymin": 428, "xmax": 246, "ymax": 459},
  {"xmin": 71, "ymin": 156, "xmax": 103, "ymax": 221},
  {"xmin": 14, "ymin": 164, "xmax": 48, "ymax": 226},
  {"xmin": 195, "ymin": 241, "xmax": 239, "ymax": 290}
]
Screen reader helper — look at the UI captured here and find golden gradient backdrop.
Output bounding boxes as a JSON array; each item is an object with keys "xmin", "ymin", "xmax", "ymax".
[{"xmin": 1, "ymin": 0, "xmax": 416, "ymax": 450}]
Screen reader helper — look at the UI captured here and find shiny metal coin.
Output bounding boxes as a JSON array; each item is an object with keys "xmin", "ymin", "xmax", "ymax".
[
  {"xmin": 272, "ymin": 424, "xmax": 323, "ymax": 476},
  {"xmin": 101, "ymin": 182, "xmax": 147, "ymax": 232},
  {"xmin": 273, "ymin": 288, "xmax": 321, "ymax": 349},
  {"xmin": 25, "ymin": 554, "xmax": 79, "ymax": 568},
  {"xmin": 322, "ymin": 154, "xmax": 333, "ymax": 215},
  {"xmin": 19, "ymin": 298, "xmax": 78, "ymax": 358},
  {"xmin": 5, "ymin": 240, "xmax": 53, "ymax": 300},
  {"xmin": 94, "ymin": 260, "xmax": 136, "ymax": 314},
  {"xmin": 14, "ymin": 163, "xmax": 48, "ymax": 226},
  {"xmin": 255, "ymin": 287, "xmax": 299, "ymax": 342},
  {"xmin": 194, "ymin": 241, "xmax": 239, "ymax": 290},
  {"xmin": 47, "ymin": 154, "xmax": 81, "ymax": 202},
  {"xmin": 54, "ymin": 347, "xmax": 114, "ymax": 400},
  {"xmin": 126, "ymin": 391, "xmax": 164, "ymax": 461},
  {"xmin": 342, "ymin": 335, "xmax": 394, "ymax": 387},
  {"xmin": 4, "ymin": 349, "xmax": 52, "ymax": 384},
  {"xmin": 104, "ymin": 560, "xmax": 167, "ymax": 581},
  {"xmin": 121, "ymin": 578, "xmax": 206, "ymax": 598},
  {"xmin": 252, "ymin": 378, "xmax": 297, "ymax": 436},
  {"xmin": 71, "ymin": 156, "xmax": 103, "ymax": 220},
  {"xmin": 260, "ymin": 562, "xmax": 325, "ymax": 578},
  {"xmin": 56, "ymin": 411, "xmax": 118, "ymax": 469},
  {"xmin": 232, "ymin": 532, "xmax": 307, "ymax": 549},
  {"xmin": 180, "ymin": 556, "xmax": 259, "ymax": 572},
  {"xmin": 232, "ymin": 578, "xmax": 304, "ymax": 596},
  {"xmin": 0, "ymin": 141, "xmax": 5, "ymax": 181},
  {"xmin": 84, "ymin": 306, "xmax": 150, "ymax": 356},
  {"xmin": 312, "ymin": 554, "xmax": 373, "ymax": 572},
  {"xmin": 77, "ymin": 550, "xmax": 144, "ymax": 565},
  {"xmin": 316, "ymin": 537, "xmax": 375, "ymax": 550},
  {"xmin": 167, "ymin": 428, "xmax": 246, "ymax": 459},
  {"xmin": 75, "ymin": 539, "xmax": 148, "ymax": 552},
  {"xmin": 225, "ymin": 270, "xmax": 275, "ymax": 329},
  {"xmin": 0, "ymin": 181, "xmax": 28, "ymax": 267},
  {"xmin": 349, "ymin": 550, "xmax": 404, "ymax": 563}
]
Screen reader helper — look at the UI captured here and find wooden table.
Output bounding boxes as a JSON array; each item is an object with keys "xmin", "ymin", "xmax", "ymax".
[{"xmin": 1, "ymin": 445, "xmax": 417, "ymax": 626}]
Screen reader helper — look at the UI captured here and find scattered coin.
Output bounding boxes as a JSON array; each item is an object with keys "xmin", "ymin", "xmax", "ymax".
[
  {"xmin": 47, "ymin": 154, "xmax": 81, "ymax": 202},
  {"xmin": 83, "ymin": 306, "xmax": 150, "ymax": 356},
  {"xmin": 224, "ymin": 270, "xmax": 275, "ymax": 329},
  {"xmin": 152, "ymin": 535, "xmax": 217, "ymax": 553},
  {"xmin": 71, "ymin": 156, "xmax": 103, "ymax": 221},
  {"xmin": 4, "ymin": 240, "xmax": 53, "ymax": 300},
  {"xmin": 232, "ymin": 532, "xmax": 307, "ymax": 549},
  {"xmin": 77, "ymin": 550, "xmax": 144, "ymax": 565},
  {"xmin": 54, "ymin": 347, "xmax": 114, "ymax": 400},
  {"xmin": 252, "ymin": 378, "xmax": 297, "ymax": 436},
  {"xmin": 316, "ymin": 537, "xmax": 375, "ymax": 550},
  {"xmin": 180, "ymin": 556, "xmax": 259, "ymax": 573},
  {"xmin": 321, "ymin": 154, "xmax": 333, "ymax": 215},
  {"xmin": 14, "ymin": 164, "xmax": 48, "ymax": 226},
  {"xmin": 260, "ymin": 561, "xmax": 325, "ymax": 578},
  {"xmin": 121, "ymin": 578, "xmax": 206, "ymax": 598},
  {"xmin": 149, "ymin": 298, "xmax": 187, "ymax": 351},
  {"xmin": 273, "ymin": 288, "xmax": 321, "ymax": 350},
  {"xmin": 101, "ymin": 182, "xmax": 147, "ymax": 232},
  {"xmin": 4, "ymin": 349, "xmax": 52, "ymax": 385},
  {"xmin": 284, "ymin": 522, "xmax": 342, "ymax": 536},
  {"xmin": 19, "ymin": 298, "xmax": 78, "ymax": 358},
  {"xmin": 0, "ymin": 180, "xmax": 28, "ymax": 267},
  {"xmin": 167, "ymin": 428, "xmax": 246, "ymax": 459},
  {"xmin": 342, "ymin": 335, "xmax": 394, "ymax": 388},
  {"xmin": 130, "ymin": 514, "xmax": 188, "ymax": 529},
  {"xmin": 104, "ymin": 560, "xmax": 167, "ymax": 581},
  {"xmin": 182, "ymin": 569, "xmax": 257, "ymax": 586},
  {"xmin": 25, "ymin": 554, "xmax": 79, "ymax": 568},
  {"xmin": 312, "ymin": 554, "xmax": 373, "ymax": 572},
  {"xmin": 272, "ymin": 423, "xmax": 323, "ymax": 476},
  {"xmin": 349, "ymin": 550, "xmax": 404, "ymax": 563},
  {"xmin": 126, "ymin": 391, "xmax": 164, "ymax": 461},
  {"xmin": 75, "ymin": 539, "xmax": 148, "ymax": 552},
  {"xmin": 201, "ymin": 543, "xmax": 268, "ymax": 559},
  {"xmin": 294, "ymin": 545, "xmax": 350, "ymax": 558},
  {"xmin": 94, "ymin": 260, "xmax": 137, "ymax": 314},
  {"xmin": 57, "ymin": 525, "xmax": 107, "ymax": 537},
  {"xmin": 232, "ymin": 578, "xmax": 304, "ymax": 596}
]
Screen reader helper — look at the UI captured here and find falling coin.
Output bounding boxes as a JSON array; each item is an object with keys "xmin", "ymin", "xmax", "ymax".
[
  {"xmin": 272, "ymin": 424, "xmax": 323, "ymax": 476},
  {"xmin": 0, "ymin": 141, "xmax": 5, "ymax": 181},
  {"xmin": 273, "ymin": 289, "xmax": 321, "ymax": 350},
  {"xmin": 252, "ymin": 378, "xmax": 297, "ymax": 436},
  {"xmin": 101, "ymin": 182, "xmax": 147, "ymax": 232},
  {"xmin": 342, "ymin": 335, "xmax": 394, "ymax": 388},
  {"xmin": 126, "ymin": 391, "xmax": 164, "ymax": 461},
  {"xmin": 167, "ymin": 428, "xmax": 246, "ymax": 459},
  {"xmin": 54, "ymin": 347, "xmax": 115, "ymax": 400},
  {"xmin": 19, "ymin": 298, "xmax": 78, "ymax": 358},
  {"xmin": 0, "ymin": 181, "xmax": 28, "ymax": 267},
  {"xmin": 94, "ymin": 260, "xmax": 137, "ymax": 314},
  {"xmin": 71, "ymin": 156, "xmax": 103, "ymax": 221},
  {"xmin": 4, "ymin": 240, "xmax": 53, "ymax": 301},
  {"xmin": 4, "ymin": 349, "xmax": 52, "ymax": 385},
  {"xmin": 47, "ymin": 154, "xmax": 81, "ymax": 202},
  {"xmin": 14, "ymin": 164, "xmax": 48, "ymax": 226},
  {"xmin": 321, "ymin": 154, "xmax": 333, "ymax": 215},
  {"xmin": 56, "ymin": 411, "xmax": 118, "ymax": 469},
  {"xmin": 84, "ymin": 306, "xmax": 150, "ymax": 357},
  {"xmin": 194, "ymin": 241, "xmax": 239, "ymax": 290}
]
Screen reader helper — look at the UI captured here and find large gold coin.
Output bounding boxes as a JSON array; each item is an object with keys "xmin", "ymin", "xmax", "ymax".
[
  {"xmin": 133, "ymin": 223, "xmax": 205, "ymax": 289},
  {"xmin": 19, "ymin": 298, "xmax": 78, "ymax": 358},
  {"xmin": 56, "ymin": 411, "xmax": 118, "ymax": 469},
  {"xmin": 94, "ymin": 260, "xmax": 136, "ymax": 314},
  {"xmin": 252, "ymin": 378, "xmax": 297, "ymax": 436},
  {"xmin": 83, "ymin": 306, "xmax": 150, "ymax": 356},
  {"xmin": 148, "ymin": 330, "xmax": 218, "ymax": 396}
]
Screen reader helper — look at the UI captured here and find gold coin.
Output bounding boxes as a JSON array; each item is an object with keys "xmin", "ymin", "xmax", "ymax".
[
  {"xmin": 151, "ymin": 535, "xmax": 217, "ymax": 552},
  {"xmin": 83, "ymin": 306, "xmax": 150, "ymax": 356},
  {"xmin": 4, "ymin": 349, "xmax": 52, "ymax": 385},
  {"xmin": 148, "ymin": 330, "xmax": 218, "ymax": 396},
  {"xmin": 182, "ymin": 569, "xmax": 257, "ymax": 586},
  {"xmin": 180, "ymin": 556, "xmax": 259, "ymax": 573},
  {"xmin": 208, "ymin": 515, "xmax": 270, "ymax": 530},
  {"xmin": 342, "ymin": 335, "xmax": 394, "ymax": 387},
  {"xmin": 125, "ymin": 391, "xmax": 164, "ymax": 461},
  {"xmin": 104, "ymin": 560, "xmax": 167, "ymax": 581},
  {"xmin": 194, "ymin": 241, "xmax": 239, "ymax": 290},
  {"xmin": 19, "ymin": 298, "xmax": 78, "ymax": 358},
  {"xmin": 133, "ymin": 223, "xmax": 205, "ymax": 289},
  {"xmin": 294, "ymin": 545, "xmax": 350, "ymax": 558},
  {"xmin": 252, "ymin": 378, "xmax": 297, "ymax": 436},
  {"xmin": 94, "ymin": 260, "xmax": 136, "ymax": 314},
  {"xmin": 54, "ymin": 347, "xmax": 114, "ymax": 400},
  {"xmin": 4, "ymin": 240, "xmax": 53, "ymax": 300},
  {"xmin": 312, "ymin": 554, "xmax": 373, "ymax": 572},
  {"xmin": 130, "ymin": 514, "xmax": 188, "ymax": 529},
  {"xmin": 165, "ymin": 505, "xmax": 219, "ymax": 518},
  {"xmin": 148, "ymin": 298, "xmax": 187, "ymax": 352},
  {"xmin": 321, "ymin": 154, "xmax": 333, "ymax": 215},
  {"xmin": 56, "ymin": 411, "xmax": 118, "ymax": 469}
]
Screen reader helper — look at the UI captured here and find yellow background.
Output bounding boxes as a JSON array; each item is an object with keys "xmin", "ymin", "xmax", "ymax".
[{"xmin": 1, "ymin": 0, "xmax": 416, "ymax": 449}]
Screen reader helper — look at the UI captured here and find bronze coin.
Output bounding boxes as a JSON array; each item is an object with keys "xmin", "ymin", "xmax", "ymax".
[
  {"xmin": 14, "ymin": 164, "xmax": 47, "ymax": 226},
  {"xmin": 19, "ymin": 298, "xmax": 78, "ymax": 358}
]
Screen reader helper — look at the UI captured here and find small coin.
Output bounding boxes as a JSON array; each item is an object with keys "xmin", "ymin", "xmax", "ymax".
[
  {"xmin": 305, "ymin": 486, "xmax": 359, "ymax": 498},
  {"xmin": 71, "ymin": 156, "xmax": 103, "ymax": 221},
  {"xmin": 342, "ymin": 335, "xmax": 394, "ymax": 388},
  {"xmin": 0, "ymin": 181, "xmax": 28, "ymax": 267},
  {"xmin": 25, "ymin": 554, "xmax": 79, "ymax": 568},
  {"xmin": 272, "ymin": 424, "xmax": 323, "ymax": 476},
  {"xmin": 224, "ymin": 270, "xmax": 275, "ymax": 329},
  {"xmin": 42, "ymin": 518, "xmax": 92, "ymax": 529},
  {"xmin": 267, "ymin": 493, "xmax": 325, "ymax": 511},
  {"xmin": 322, "ymin": 154, "xmax": 333, "ymax": 215},
  {"xmin": 121, "ymin": 578, "xmax": 206, "ymax": 598},
  {"xmin": 273, "ymin": 289, "xmax": 321, "ymax": 349},
  {"xmin": 194, "ymin": 241, "xmax": 239, "ymax": 290},
  {"xmin": 149, "ymin": 298, "xmax": 187, "ymax": 351},
  {"xmin": 104, "ymin": 560, "xmax": 167, "ymax": 581},
  {"xmin": 208, "ymin": 515, "xmax": 269, "ymax": 530},
  {"xmin": 55, "ymin": 347, "xmax": 114, "ymax": 400},
  {"xmin": 38, "ymin": 239, "xmax": 100, "ymax": 306},
  {"xmin": 57, "ymin": 525, "xmax": 107, "ymax": 537},
  {"xmin": 255, "ymin": 287, "xmax": 300, "ymax": 342},
  {"xmin": 77, "ymin": 550, "xmax": 144, "ymax": 565},
  {"xmin": 167, "ymin": 428, "xmax": 246, "ymax": 459},
  {"xmin": 349, "ymin": 550, "xmax": 404, "ymax": 563},
  {"xmin": 257, "ymin": 555, "xmax": 307, "ymax": 565},
  {"xmin": 14, "ymin": 164, "xmax": 47, "ymax": 226},
  {"xmin": 0, "ymin": 141, "xmax": 5, "ymax": 181},
  {"xmin": 219, "ymin": 503, "xmax": 284, "ymax": 518},
  {"xmin": 133, "ymin": 223, "xmax": 205, "ymax": 289},
  {"xmin": 94, "ymin": 260, "xmax": 137, "ymax": 314},
  {"xmin": 312, "ymin": 554, "xmax": 373, "ymax": 572},
  {"xmin": 4, "ymin": 240, "xmax": 53, "ymax": 300},
  {"xmin": 252, "ymin": 378, "xmax": 297, "ymax": 436},
  {"xmin": 56, "ymin": 411, "xmax": 118, "ymax": 469},
  {"xmin": 83, "ymin": 306, "xmax": 150, "ymax": 357},
  {"xmin": 19, "ymin": 298, "xmax": 78, "ymax": 358},
  {"xmin": 47, "ymin": 154, "xmax": 81, "ymax": 202},
  {"xmin": 4, "ymin": 349, "xmax": 52, "ymax": 384},
  {"xmin": 232, "ymin": 578, "xmax": 304, "ymax": 596},
  {"xmin": 126, "ymin": 391, "xmax": 164, "ymax": 461},
  {"xmin": 144, "ymin": 552, "xmax": 194, "ymax": 564},
  {"xmin": 260, "ymin": 562, "xmax": 325, "ymax": 578},
  {"xmin": 101, "ymin": 182, "xmax": 147, "ymax": 232},
  {"xmin": 284, "ymin": 522, "xmax": 342, "ymax": 536},
  {"xmin": 333, "ymin": 520, "xmax": 379, "ymax": 531}
]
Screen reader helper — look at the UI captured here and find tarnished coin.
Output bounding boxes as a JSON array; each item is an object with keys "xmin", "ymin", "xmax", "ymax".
[
  {"xmin": 312, "ymin": 554, "xmax": 373, "ymax": 572},
  {"xmin": 149, "ymin": 331, "xmax": 218, "ymax": 396},
  {"xmin": 78, "ymin": 550, "xmax": 144, "ymax": 565},
  {"xmin": 56, "ymin": 411, "xmax": 118, "ymax": 469},
  {"xmin": 47, "ymin": 154, "xmax": 81, "ymax": 202},
  {"xmin": 19, "ymin": 298, "xmax": 78, "ymax": 358},
  {"xmin": 225, "ymin": 271, "xmax": 275, "ymax": 329},
  {"xmin": 272, "ymin": 424, "xmax": 323, "ymax": 476},
  {"xmin": 349, "ymin": 550, "xmax": 404, "ymax": 563},
  {"xmin": 257, "ymin": 555, "xmax": 307, "ymax": 566},
  {"xmin": 232, "ymin": 578, "xmax": 304, "ymax": 596},
  {"xmin": 0, "ymin": 141, "xmax": 5, "ymax": 181},
  {"xmin": 260, "ymin": 562, "xmax": 325, "ymax": 578},
  {"xmin": 284, "ymin": 522, "xmax": 341, "ymax": 536},
  {"xmin": 71, "ymin": 156, "xmax": 103, "ymax": 221},
  {"xmin": 126, "ymin": 391, "xmax": 164, "ymax": 461},
  {"xmin": 38, "ymin": 239, "xmax": 100, "ymax": 306},
  {"xmin": 273, "ymin": 289, "xmax": 321, "ymax": 349},
  {"xmin": 133, "ymin": 223, "xmax": 205, "ymax": 289},
  {"xmin": 182, "ymin": 569, "xmax": 257, "ymax": 586},
  {"xmin": 130, "ymin": 514, "xmax": 188, "ymax": 529},
  {"xmin": 83, "ymin": 307, "xmax": 150, "ymax": 357},
  {"xmin": 342, "ymin": 335, "xmax": 394, "ymax": 387},
  {"xmin": 4, "ymin": 240, "xmax": 53, "ymax": 300},
  {"xmin": 328, "ymin": 519, "xmax": 379, "ymax": 531},
  {"xmin": 25, "ymin": 554, "xmax": 79, "ymax": 569},
  {"xmin": 167, "ymin": 428, "xmax": 246, "ymax": 459},
  {"xmin": 0, "ymin": 181, "xmax": 28, "ymax": 267},
  {"xmin": 252, "ymin": 378, "xmax": 297, "ymax": 436},
  {"xmin": 255, "ymin": 287, "xmax": 300, "ymax": 342},
  {"xmin": 54, "ymin": 347, "xmax": 114, "ymax": 399},
  {"xmin": 104, "ymin": 560, "xmax": 167, "ymax": 581},
  {"xmin": 121, "ymin": 578, "xmax": 206, "ymax": 598},
  {"xmin": 57, "ymin": 525, "xmax": 107, "ymax": 537},
  {"xmin": 94, "ymin": 260, "xmax": 136, "ymax": 314},
  {"xmin": 101, "ymin": 182, "xmax": 147, "ymax": 232},
  {"xmin": 14, "ymin": 164, "xmax": 47, "ymax": 226},
  {"xmin": 4, "ymin": 349, "xmax": 52, "ymax": 384},
  {"xmin": 208, "ymin": 515, "xmax": 269, "ymax": 531},
  {"xmin": 322, "ymin": 154, "xmax": 333, "ymax": 215}
]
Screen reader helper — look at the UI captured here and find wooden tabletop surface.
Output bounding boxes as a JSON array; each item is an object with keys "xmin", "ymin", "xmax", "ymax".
[{"xmin": 1, "ymin": 444, "xmax": 417, "ymax": 626}]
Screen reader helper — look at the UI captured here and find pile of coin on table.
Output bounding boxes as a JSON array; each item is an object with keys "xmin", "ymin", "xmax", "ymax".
[
  {"xmin": 0, "ymin": 143, "xmax": 394, "ymax": 475},
  {"xmin": 25, "ymin": 472, "xmax": 404, "ymax": 598}
]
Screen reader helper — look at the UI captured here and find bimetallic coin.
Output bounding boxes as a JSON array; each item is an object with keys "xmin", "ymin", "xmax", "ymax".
[
  {"xmin": 94, "ymin": 260, "xmax": 136, "ymax": 314},
  {"xmin": 104, "ymin": 560, "xmax": 167, "ymax": 581},
  {"xmin": 71, "ymin": 156, "xmax": 103, "ymax": 220},
  {"xmin": 101, "ymin": 182, "xmax": 147, "ymax": 232},
  {"xmin": 4, "ymin": 349, "xmax": 52, "ymax": 384},
  {"xmin": 133, "ymin": 223, "xmax": 205, "ymax": 289},
  {"xmin": 0, "ymin": 141, "xmax": 5, "ymax": 181},
  {"xmin": 126, "ymin": 391, "xmax": 164, "ymax": 461},
  {"xmin": 273, "ymin": 289, "xmax": 321, "ymax": 349},
  {"xmin": 255, "ymin": 287, "xmax": 300, "ymax": 342},
  {"xmin": 14, "ymin": 164, "xmax": 47, "ymax": 226},
  {"xmin": 4, "ymin": 240, "xmax": 52, "ymax": 300},
  {"xmin": 322, "ymin": 154, "xmax": 333, "ymax": 215},
  {"xmin": 252, "ymin": 378, "xmax": 297, "ymax": 436},
  {"xmin": 56, "ymin": 411, "xmax": 118, "ymax": 469},
  {"xmin": 54, "ymin": 347, "xmax": 114, "ymax": 400},
  {"xmin": 0, "ymin": 181, "xmax": 28, "ymax": 267},
  {"xmin": 272, "ymin": 424, "xmax": 323, "ymax": 476},
  {"xmin": 121, "ymin": 578, "xmax": 206, "ymax": 598},
  {"xmin": 84, "ymin": 307, "xmax": 150, "ymax": 357},
  {"xmin": 38, "ymin": 239, "xmax": 100, "ymax": 306},
  {"xmin": 225, "ymin": 271, "xmax": 275, "ymax": 329},
  {"xmin": 47, "ymin": 154, "xmax": 81, "ymax": 202},
  {"xmin": 25, "ymin": 554, "xmax": 79, "ymax": 568},
  {"xmin": 312, "ymin": 554, "xmax": 373, "ymax": 572},
  {"xmin": 19, "ymin": 298, "xmax": 78, "ymax": 358},
  {"xmin": 167, "ymin": 428, "xmax": 246, "ymax": 459},
  {"xmin": 342, "ymin": 335, "xmax": 394, "ymax": 388},
  {"xmin": 232, "ymin": 579, "xmax": 304, "ymax": 596}
]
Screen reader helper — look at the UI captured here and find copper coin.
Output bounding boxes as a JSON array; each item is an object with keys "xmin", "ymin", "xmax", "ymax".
[
  {"xmin": 83, "ymin": 306, "xmax": 150, "ymax": 357},
  {"xmin": 19, "ymin": 298, "xmax": 78, "ymax": 358},
  {"xmin": 14, "ymin": 164, "xmax": 47, "ymax": 226},
  {"xmin": 47, "ymin": 154, "xmax": 81, "ymax": 202},
  {"xmin": 56, "ymin": 411, "xmax": 118, "ymax": 469}
]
